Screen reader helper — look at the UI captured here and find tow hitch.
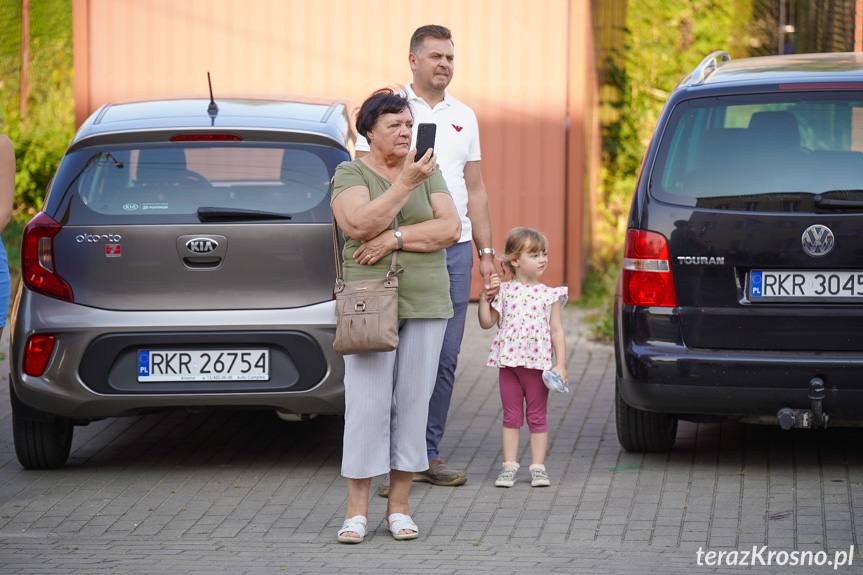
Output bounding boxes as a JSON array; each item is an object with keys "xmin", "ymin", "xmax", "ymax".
[{"xmin": 776, "ymin": 378, "xmax": 829, "ymax": 430}]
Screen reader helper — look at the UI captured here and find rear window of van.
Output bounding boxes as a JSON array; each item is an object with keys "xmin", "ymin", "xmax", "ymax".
[{"xmin": 650, "ymin": 93, "xmax": 863, "ymax": 211}]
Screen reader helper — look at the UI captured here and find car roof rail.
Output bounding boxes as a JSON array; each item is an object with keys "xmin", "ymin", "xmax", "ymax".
[{"xmin": 685, "ymin": 51, "xmax": 731, "ymax": 87}]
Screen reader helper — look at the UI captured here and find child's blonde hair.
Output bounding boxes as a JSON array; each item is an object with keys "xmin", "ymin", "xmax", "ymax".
[{"xmin": 501, "ymin": 227, "xmax": 549, "ymax": 276}]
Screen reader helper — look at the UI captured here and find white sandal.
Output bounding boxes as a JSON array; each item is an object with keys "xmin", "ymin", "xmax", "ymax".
[
  {"xmin": 387, "ymin": 512, "xmax": 418, "ymax": 541},
  {"xmin": 337, "ymin": 515, "xmax": 367, "ymax": 543}
]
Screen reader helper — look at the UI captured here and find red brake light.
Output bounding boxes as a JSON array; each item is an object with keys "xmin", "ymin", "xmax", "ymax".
[
  {"xmin": 22, "ymin": 213, "xmax": 73, "ymax": 302},
  {"xmin": 170, "ymin": 134, "xmax": 243, "ymax": 141},
  {"xmin": 622, "ymin": 229, "xmax": 677, "ymax": 307},
  {"xmin": 629, "ymin": 230, "xmax": 666, "ymax": 259},
  {"xmin": 24, "ymin": 334, "xmax": 56, "ymax": 376}
]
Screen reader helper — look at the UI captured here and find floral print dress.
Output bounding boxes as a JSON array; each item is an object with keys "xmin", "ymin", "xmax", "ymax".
[{"xmin": 487, "ymin": 281, "xmax": 568, "ymax": 370}]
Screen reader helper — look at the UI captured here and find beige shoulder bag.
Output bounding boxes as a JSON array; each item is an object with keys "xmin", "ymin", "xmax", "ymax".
[{"xmin": 331, "ymin": 169, "xmax": 402, "ymax": 355}]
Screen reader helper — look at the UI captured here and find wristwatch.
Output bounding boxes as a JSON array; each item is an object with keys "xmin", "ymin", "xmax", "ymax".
[
  {"xmin": 477, "ymin": 247, "xmax": 495, "ymax": 258},
  {"xmin": 394, "ymin": 229, "xmax": 403, "ymax": 250}
]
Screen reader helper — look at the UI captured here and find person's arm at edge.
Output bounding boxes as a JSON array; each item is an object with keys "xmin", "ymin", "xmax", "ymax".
[{"xmin": 0, "ymin": 135, "xmax": 14, "ymax": 232}]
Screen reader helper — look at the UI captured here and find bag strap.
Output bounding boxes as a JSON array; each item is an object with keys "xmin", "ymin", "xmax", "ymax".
[
  {"xmin": 365, "ymin": 167, "xmax": 400, "ymax": 278},
  {"xmin": 332, "ymin": 205, "xmax": 344, "ymax": 282},
  {"xmin": 331, "ymin": 165, "xmax": 400, "ymax": 288}
]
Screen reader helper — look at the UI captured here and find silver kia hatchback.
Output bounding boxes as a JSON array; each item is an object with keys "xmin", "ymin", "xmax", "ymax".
[{"xmin": 9, "ymin": 96, "xmax": 351, "ymax": 469}]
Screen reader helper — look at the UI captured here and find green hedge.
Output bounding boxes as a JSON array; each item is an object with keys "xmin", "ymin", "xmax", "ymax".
[
  {"xmin": 586, "ymin": 0, "xmax": 757, "ymax": 341},
  {"xmin": 1, "ymin": 0, "xmax": 74, "ymax": 227},
  {"xmin": 0, "ymin": 0, "xmax": 73, "ymax": 276}
]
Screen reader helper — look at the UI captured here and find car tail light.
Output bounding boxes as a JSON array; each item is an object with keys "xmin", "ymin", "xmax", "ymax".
[
  {"xmin": 24, "ymin": 334, "xmax": 56, "ymax": 376},
  {"xmin": 622, "ymin": 229, "xmax": 678, "ymax": 307},
  {"xmin": 22, "ymin": 212, "xmax": 73, "ymax": 302}
]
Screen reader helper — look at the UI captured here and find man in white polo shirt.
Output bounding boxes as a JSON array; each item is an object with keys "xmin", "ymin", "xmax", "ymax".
[{"xmin": 356, "ymin": 25, "xmax": 497, "ymax": 497}]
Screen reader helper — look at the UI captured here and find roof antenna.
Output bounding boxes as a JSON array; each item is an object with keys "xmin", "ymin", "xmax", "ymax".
[{"xmin": 207, "ymin": 72, "xmax": 218, "ymax": 125}]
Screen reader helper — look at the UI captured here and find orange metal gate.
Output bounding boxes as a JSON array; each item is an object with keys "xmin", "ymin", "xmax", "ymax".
[{"xmin": 73, "ymin": 0, "xmax": 597, "ymax": 298}]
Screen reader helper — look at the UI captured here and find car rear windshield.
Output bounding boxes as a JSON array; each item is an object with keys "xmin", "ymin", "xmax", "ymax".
[
  {"xmin": 54, "ymin": 142, "xmax": 345, "ymax": 224},
  {"xmin": 650, "ymin": 92, "xmax": 863, "ymax": 211}
]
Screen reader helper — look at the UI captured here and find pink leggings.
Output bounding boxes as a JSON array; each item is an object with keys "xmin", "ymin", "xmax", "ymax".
[{"xmin": 499, "ymin": 366, "xmax": 549, "ymax": 433}]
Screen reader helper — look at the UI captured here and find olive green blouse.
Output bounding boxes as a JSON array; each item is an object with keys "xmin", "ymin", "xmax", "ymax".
[{"xmin": 332, "ymin": 160, "xmax": 453, "ymax": 319}]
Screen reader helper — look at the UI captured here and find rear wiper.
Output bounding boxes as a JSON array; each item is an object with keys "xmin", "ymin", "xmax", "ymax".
[
  {"xmin": 102, "ymin": 153, "xmax": 124, "ymax": 168},
  {"xmin": 197, "ymin": 207, "xmax": 292, "ymax": 222},
  {"xmin": 814, "ymin": 193, "xmax": 863, "ymax": 209}
]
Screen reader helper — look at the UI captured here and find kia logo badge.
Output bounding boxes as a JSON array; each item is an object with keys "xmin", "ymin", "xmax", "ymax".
[
  {"xmin": 185, "ymin": 238, "xmax": 219, "ymax": 254},
  {"xmin": 801, "ymin": 224, "xmax": 834, "ymax": 257}
]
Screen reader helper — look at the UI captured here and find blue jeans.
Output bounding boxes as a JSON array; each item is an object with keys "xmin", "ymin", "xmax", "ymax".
[
  {"xmin": 0, "ymin": 240, "xmax": 9, "ymax": 328},
  {"xmin": 426, "ymin": 241, "xmax": 473, "ymax": 460}
]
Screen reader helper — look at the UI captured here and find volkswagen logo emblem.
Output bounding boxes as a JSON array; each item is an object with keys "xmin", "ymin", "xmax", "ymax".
[
  {"xmin": 185, "ymin": 238, "xmax": 219, "ymax": 254},
  {"xmin": 801, "ymin": 224, "xmax": 834, "ymax": 257}
]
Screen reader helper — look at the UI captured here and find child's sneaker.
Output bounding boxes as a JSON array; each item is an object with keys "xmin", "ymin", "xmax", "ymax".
[
  {"xmin": 530, "ymin": 465, "xmax": 550, "ymax": 487},
  {"xmin": 495, "ymin": 463, "xmax": 519, "ymax": 487}
]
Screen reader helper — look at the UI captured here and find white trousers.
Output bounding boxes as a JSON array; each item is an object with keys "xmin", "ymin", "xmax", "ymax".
[{"xmin": 341, "ymin": 318, "xmax": 447, "ymax": 479}]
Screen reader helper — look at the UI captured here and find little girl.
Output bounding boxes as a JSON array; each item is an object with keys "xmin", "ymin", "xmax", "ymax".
[{"xmin": 478, "ymin": 227, "xmax": 567, "ymax": 488}]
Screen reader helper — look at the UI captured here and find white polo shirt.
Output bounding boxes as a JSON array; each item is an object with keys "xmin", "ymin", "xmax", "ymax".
[{"xmin": 355, "ymin": 84, "xmax": 481, "ymax": 244}]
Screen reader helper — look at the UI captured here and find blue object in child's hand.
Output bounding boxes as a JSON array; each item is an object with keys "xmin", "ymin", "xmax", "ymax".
[{"xmin": 542, "ymin": 370, "xmax": 568, "ymax": 393}]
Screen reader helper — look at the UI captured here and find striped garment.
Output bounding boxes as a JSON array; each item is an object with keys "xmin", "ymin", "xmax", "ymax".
[{"xmin": 340, "ymin": 318, "xmax": 447, "ymax": 479}]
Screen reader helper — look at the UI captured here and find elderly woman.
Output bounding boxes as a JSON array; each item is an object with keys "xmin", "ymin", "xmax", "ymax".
[{"xmin": 331, "ymin": 89, "xmax": 460, "ymax": 543}]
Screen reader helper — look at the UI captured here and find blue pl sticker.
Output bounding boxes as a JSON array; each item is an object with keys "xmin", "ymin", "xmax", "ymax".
[
  {"xmin": 138, "ymin": 351, "xmax": 150, "ymax": 376},
  {"xmin": 750, "ymin": 271, "xmax": 763, "ymax": 298}
]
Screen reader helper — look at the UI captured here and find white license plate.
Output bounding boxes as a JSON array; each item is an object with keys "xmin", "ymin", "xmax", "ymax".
[
  {"xmin": 138, "ymin": 349, "xmax": 269, "ymax": 382},
  {"xmin": 750, "ymin": 270, "xmax": 863, "ymax": 301}
]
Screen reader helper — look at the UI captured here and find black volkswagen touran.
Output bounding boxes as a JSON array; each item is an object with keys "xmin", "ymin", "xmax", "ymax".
[{"xmin": 615, "ymin": 52, "xmax": 863, "ymax": 451}]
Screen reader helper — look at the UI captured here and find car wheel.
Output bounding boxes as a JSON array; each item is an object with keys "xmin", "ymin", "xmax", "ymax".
[
  {"xmin": 615, "ymin": 379, "xmax": 678, "ymax": 452},
  {"xmin": 10, "ymin": 387, "xmax": 73, "ymax": 470}
]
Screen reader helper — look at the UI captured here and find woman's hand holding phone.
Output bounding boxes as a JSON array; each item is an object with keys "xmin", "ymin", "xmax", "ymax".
[{"xmin": 401, "ymin": 147, "xmax": 436, "ymax": 189}]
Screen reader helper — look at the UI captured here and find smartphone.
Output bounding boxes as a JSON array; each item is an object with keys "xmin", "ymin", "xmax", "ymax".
[{"xmin": 414, "ymin": 123, "xmax": 436, "ymax": 162}]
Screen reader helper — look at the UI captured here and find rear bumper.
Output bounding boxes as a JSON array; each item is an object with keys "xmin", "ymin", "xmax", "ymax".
[
  {"xmin": 616, "ymin": 302, "xmax": 863, "ymax": 421},
  {"xmin": 617, "ymin": 352, "xmax": 863, "ymax": 421},
  {"xmin": 10, "ymin": 290, "xmax": 345, "ymax": 418}
]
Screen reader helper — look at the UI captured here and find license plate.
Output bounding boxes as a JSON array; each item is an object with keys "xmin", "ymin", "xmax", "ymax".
[
  {"xmin": 749, "ymin": 270, "xmax": 863, "ymax": 301},
  {"xmin": 138, "ymin": 349, "xmax": 269, "ymax": 382}
]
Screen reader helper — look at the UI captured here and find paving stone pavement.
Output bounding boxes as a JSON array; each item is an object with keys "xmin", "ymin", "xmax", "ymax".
[{"xmin": 1, "ymin": 305, "xmax": 862, "ymax": 574}]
